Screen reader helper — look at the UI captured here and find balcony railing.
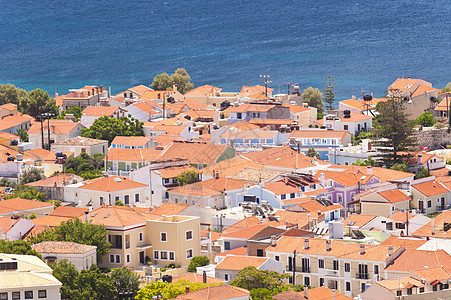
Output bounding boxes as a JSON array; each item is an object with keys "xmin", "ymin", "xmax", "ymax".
[
  {"xmin": 325, "ymin": 269, "xmax": 339, "ymax": 277},
  {"xmin": 285, "ymin": 266, "xmax": 310, "ymax": 273},
  {"xmin": 356, "ymin": 273, "xmax": 369, "ymax": 279}
]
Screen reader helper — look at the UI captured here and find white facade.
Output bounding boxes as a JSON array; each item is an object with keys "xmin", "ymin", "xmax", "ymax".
[
  {"xmin": 39, "ymin": 250, "xmax": 96, "ymax": 272},
  {"xmin": 51, "ymin": 141, "xmax": 108, "ymax": 157},
  {"xmin": 29, "ymin": 124, "xmax": 85, "ymax": 149}
]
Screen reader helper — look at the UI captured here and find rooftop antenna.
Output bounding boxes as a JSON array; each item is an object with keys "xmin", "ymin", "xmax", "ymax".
[{"xmin": 260, "ymin": 75, "xmax": 271, "ymax": 96}]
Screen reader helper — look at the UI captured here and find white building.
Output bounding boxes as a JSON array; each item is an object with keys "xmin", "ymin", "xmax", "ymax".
[{"xmin": 51, "ymin": 136, "xmax": 108, "ymax": 157}]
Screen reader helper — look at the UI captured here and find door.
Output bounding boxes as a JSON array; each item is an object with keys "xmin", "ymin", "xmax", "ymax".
[
  {"xmin": 419, "ymin": 201, "xmax": 424, "ymax": 212},
  {"xmin": 288, "ymin": 257, "xmax": 293, "ymax": 271},
  {"xmin": 441, "ymin": 197, "xmax": 445, "ymax": 210},
  {"xmin": 139, "ymin": 251, "xmax": 145, "ymax": 264}
]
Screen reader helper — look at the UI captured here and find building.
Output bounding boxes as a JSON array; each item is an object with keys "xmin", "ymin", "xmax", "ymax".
[
  {"xmin": 228, "ymin": 104, "xmax": 290, "ymax": 124},
  {"xmin": 215, "ymin": 255, "xmax": 283, "ymax": 282},
  {"xmin": 410, "ymin": 177, "xmax": 450, "ymax": 214},
  {"xmin": 283, "ymin": 103, "xmax": 317, "ymax": 125},
  {"xmin": 174, "ymin": 284, "xmax": 250, "ymax": 300},
  {"xmin": 116, "ymin": 84, "xmax": 153, "ymax": 100},
  {"xmin": 126, "ymin": 102, "xmax": 162, "ymax": 122},
  {"xmin": 0, "ymin": 216, "xmax": 34, "ymax": 241},
  {"xmin": 219, "ymin": 129, "xmax": 289, "ymax": 152},
  {"xmin": 288, "ymin": 130, "xmax": 352, "ymax": 161},
  {"xmin": 28, "ymin": 119, "xmax": 84, "ymax": 149},
  {"xmin": 0, "ymin": 253, "xmax": 61, "ymax": 300},
  {"xmin": 51, "ymin": 136, "xmax": 108, "ymax": 156},
  {"xmin": 80, "ymin": 106, "xmax": 127, "ymax": 128},
  {"xmin": 274, "ymin": 286, "xmax": 353, "ymax": 300},
  {"xmin": 32, "ymin": 241, "xmax": 97, "ymax": 271},
  {"xmin": 0, "ymin": 114, "xmax": 33, "ymax": 135},
  {"xmin": 26, "ymin": 173, "xmax": 84, "ymax": 201},
  {"xmin": 87, "ymin": 206, "xmax": 200, "ymax": 269},
  {"xmin": 64, "ymin": 176, "xmax": 150, "ymax": 208},
  {"xmin": 324, "ymin": 111, "xmax": 373, "ymax": 135},
  {"xmin": 111, "ymin": 136, "xmax": 155, "ymax": 149},
  {"xmin": 105, "ymin": 148, "xmax": 163, "ymax": 176},
  {"xmin": 0, "ymin": 198, "xmax": 54, "ymax": 218},
  {"xmin": 41, "ymin": 151, "xmax": 74, "ymax": 177},
  {"xmin": 58, "ymin": 85, "xmax": 108, "ymax": 110}
]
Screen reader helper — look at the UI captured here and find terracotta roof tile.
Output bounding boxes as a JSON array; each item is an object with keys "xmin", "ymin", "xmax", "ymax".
[
  {"xmin": 240, "ymin": 85, "xmax": 273, "ymax": 96},
  {"xmin": 154, "ymin": 134, "xmax": 188, "ymax": 147},
  {"xmin": 106, "ymin": 148, "xmax": 162, "ymax": 162},
  {"xmin": 380, "ymin": 236, "xmax": 427, "ymax": 250},
  {"xmin": 222, "ymin": 216, "xmax": 262, "ymax": 234},
  {"xmin": 88, "ymin": 205, "xmax": 150, "ymax": 227},
  {"xmin": 150, "ymin": 203, "xmax": 191, "ymax": 216},
  {"xmin": 111, "ymin": 136, "xmax": 153, "ymax": 147},
  {"xmin": 184, "ymin": 85, "xmax": 222, "ymax": 97},
  {"xmin": 0, "ymin": 216, "xmax": 20, "ymax": 233},
  {"xmin": 201, "ymin": 157, "xmax": 264, "ymax": 178},
  {"xmin": 128, "ymin": 84, "xmax": 153, "ymax": 96},
  {"xmin": 264, "ymin": 181, "xmax": 302, "ymax": 195},
  {"xmin": 230, "ymin": 103, "xmax": 275, "ymax": 113},
  {"xmin": 221, "ymin": 223, "xmax": 280, "ymax": 239},
  {"xmin": 0, "ymin": 198, "xmax": 53, "ymax": 212},
  {"xmin": 28, "ymin": 120, "xmax": 81, "ymax": 135},
  {"xmin": 388, "ymin": 78, "xmax": 421, "ymax": 90},
  {"xmin": 411, "ymin": 85, "xmax": 439, "ymax": 98},
  {"xmin": 215, "ymin": 255, "xmax": 268, "ymax": 271},
  {"xmin": 340, "ymin": 112, "xmax": 373, "ymax": 122},
  {"xmin": 82, "ymin": 106, "xmax": 120, "ymax": 117},
  {"xmin": 153, "ymin": 165, "xmax": 198, "ymax": 179},
  {"xmin": 52, "ymin": 136, "xmax": 107, "ymax": 146},
  {"xmin": 49, "ymin": 206, "xmax": 88, "ymax": 218},
  {"xmin": 282, "ymin": 104, "xmax": 310, "ymax": 113},
  {"xmin": 0, "ymin": 132, "xmax": 20, "ymax": 140},
  {"xmin": 378, "ymin": 189, "xmax": 410, "ymax": 203},
  {"xmin": 172, "ymin": 273, "xmax": 224, "ymax": 284},
  {"xmin": 26, "ymin": 174, "xmax": 82, "ymax": 188},
  {"xmin": 33, "ymin": 215, "xmax": 73, "ymax": 227},
  {"xmin": 174, "ymin": 284, "xmax": 249, "ymax": 300},
  {"xmin": 340, "ymin": 214, "xmax": 378, "ymax": 228},
  {"xmin": 151, "ymin": 125, "xmax": 187, "ymax": 135},
  {"xmin": 241, "ymin": 145, "xmax": 297, "ymax": 164},
  {"xmin": 375, "ymin": 277, "xmax": 424, "ymax": 291},
  {"xmin": 182, "ymin": 98, "xmax": 208, "ymax": 110},
  {"xmin": 32, "ymin": 241, "xmax": 96, "ymax": 254},
  {"xmin": 159, "ymin": 141, "xmax": 230, "ymax": 165},
  {"xmin": 216, "ymin": 246, "xmax": 248, "ymax": 257},
  {"xmin": 411, "ymin": 180, "xmax": 449, "ymax": 197},
  {"xmin": 78, "ymin": 176, "xmax": 147, "ymax": 192},
  {"xmin": 385, "ymin": 249, "xmax": 451, "ymax": 272}
]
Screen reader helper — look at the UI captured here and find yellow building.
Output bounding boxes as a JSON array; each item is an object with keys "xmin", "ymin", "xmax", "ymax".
[{"xmin": 87, "ymin": 206, "xmax": 201, "ymax": 269}]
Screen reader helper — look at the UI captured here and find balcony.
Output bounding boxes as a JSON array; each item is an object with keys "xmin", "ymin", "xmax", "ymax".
[
  {"xmin": 325, "ymin": 269, "xmax": 339, "ymax": 277},
  {"xmin": 285, "ymin": 266, "xmax": 310, "ymax": 273},
  {"xmin": 356, "ymin": 273, "xmax": 369, "ymax": 279}
]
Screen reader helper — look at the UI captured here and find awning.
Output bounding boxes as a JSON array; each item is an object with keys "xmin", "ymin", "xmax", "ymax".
[{"xmin": 136, "ymin": 244, "xmax": 153, "ymax": 250}]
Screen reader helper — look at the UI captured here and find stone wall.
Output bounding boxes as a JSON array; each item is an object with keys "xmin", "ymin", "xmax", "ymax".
[{"xmin": 413, "ymin": 128, "xmax": 451, "ymax": 150}]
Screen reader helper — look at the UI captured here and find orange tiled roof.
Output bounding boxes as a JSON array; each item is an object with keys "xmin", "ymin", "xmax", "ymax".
[
  {"xmin": 375, "ymin": 277, "xmax": 424, "ymax": 291},
  {"xmin": 412, "ymin": 210, "xmax": 451, "ymax": 238},
  {"xmin": 282, "ymin": 104, "xmax": 310, "ymax": 113},
  {"xmin": 111, "ymin": 136, "xmax": 153, "ymax": 147},
  {"xmin": 0, "ymin": 115, "xmax": 33, "ymax": 132},
  {"xmin": 216, "ymin": 246, "xmax": 248, "ymax": 258},
  {"xmin": 182, "ymin": 98, "xmax": 208, "ymax": 110},
  {"xmin": 328, "ymin": 165, "xmax": 414, "ymax": 182},
  {"xmin": 28, "ymin": 120, "xmax": 81, "ymax": 135},
  {"xmin": 49, "ymin": 206, "xmax": 88, "ymax": 218},
  {"xmin": 168, "ymin": 185, "xmax": 221, "ymax": 197},
  {"xmin": 411, "ymin": 85, "xmax": 439, "ymax": 98},
  {"xmin": 172, "ymin": 273, "xmax": 224, "ymax": 284},
  {"xmin": 380, "ymin": 236, "xmax": 427, "ymax": 249},
  {"xmin": 264, "ymin": 181, "xmax": 302, "ymax": 195},
  {"xmin": 32, "ymin": 241, "xmax": 96, "ymax": 254},
  {"xmin": 0, "ymin": 198, "xmax": 53, "ymax": 212},
  {"xmin": 240, "ymin": 85, "xmax": 274, "ymax": 96},
  {"xmin": 411, "ymin": 180, "xmax": 449, "ymax": 197},
  {"xmin": 82, "ymin": 106, "xmax": 120, "ymax": 117},
  {"xmin": 340, "ymin": 98, "xmax": 387, "ymax": 111},
  {"xmin": 88, "ymin": 205, "xmax": 150, "ymax": 227},
  {"xmin": 26, "ymin": 148, "xmax": 51, "ymax": 159},
  {"xmin": 340, "ymin": 214, "xmax": 378, "ymax": 228},
  {"xmin": 106, "ymin": 148, "xmax": 162, "ymax": 162},
  {"xmin": 140, "ymin": 90, "xmax": 173, "ymax": 100},
  {"xmin": 241, "ymin": 145, "xmax": 297, "ymax": 165},
  {"xmin": 0, "ymin": 132, "xmax": 20, "ymax": 140},
  {"xmin": 159, "ymin": 141, "xmax": 230, "ymax": 165},
  {"xmin": 340, "ymin": 112, "xmax": 373, "ymax": 122},
  {"xmin": 216, "ymin": 255, "xmax": 268, "ymax": 271},
  {"xmin": 78, "ymin": 176, "xmax": 147, "ymax": 192},
  {"xmin": 154, "ymin": 134, "xmax": 187, "ymax": 147},
  {"xmin": 378, "ymin": 189, "xmax": 410, "ymax": 203},
  {"xmin": 33, "ymin": 215, "xmax": 73, "ymax": 227},
  {"xmin": 0, "ymin": 216, "xmax": 20, "ymax": 233},
  {"xmin": 26, "ymin": 173, "xmax": 80, "ymax": 188},
  {"xmin": 184, "ymin": 85, "xmax": 222, "ymax": 97},
  {"xmin": 222, "ymin": 216, "xmax": 262, "ymax": 234},
  {"xmin": 221, "ymin": 223, "xmax": 280, "ymax": 239},
  {"xmin": 265, "ymin": 152, "xmax": 325, "ymax": 170},
  {"xmin": 0, "ymin": 103, "xmax": 18, "ymax": 111},
  {"xmin": 389, "ymin": 78, "xmax": 421, "ymax": 90},
  {"xmin": 385, "ymin": 249, "xmax": 451, "ymax": 272},
  {"xmin": 150, "ymin": 203, "xmax": 191, "ymax": 216},
  {"xmin": 151, "ymin": 124, "xmax": 187, "ymax": 135},
  {"xmin": 166, "ymin": 103, "xmax": 187, "ymax": 115},
  {"xmin": 411, "ymin": 266, "xmax": 451, "ymax": 282},
  {"xmin": 152, "ymin": 164, "xmax": 198, "ymax": 179},
  {"xmin": 128, "ymin": 84, "xmax": 153, "ymax": 96},
  {"xmin": 226, "ymin": 121, "xmax": 260, "ymax": 131},
  {"xmin": 201, "ymin": 157, "xmax": 264, "ymax": 178}
]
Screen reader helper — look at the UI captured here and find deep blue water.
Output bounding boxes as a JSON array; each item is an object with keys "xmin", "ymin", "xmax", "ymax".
[{"xmin": 0, "ymin": 0, "xmax": 450, "ymax": 100}]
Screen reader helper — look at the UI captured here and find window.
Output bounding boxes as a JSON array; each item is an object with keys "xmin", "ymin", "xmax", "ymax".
[
  {"xmin": 290, "ymin": 193, "xmax": 295, "ymax": 198},
  {"xmin": 428, "ymin": 200, "xmax": 432, "ymax": 208},
  {"xmin": 361, "ymin": 283, "xmax": 366, "ymax": 292},
  {"xmin": 346, "ymin": 282, "xmax": 351, "ymax": 291},
  {"xmin": 407, "ymin": 287, "xmax": 412, "ymax": 295},
  {"xmin": 124, "ymin": 195, "xmax": 130, "ymax": 205},
  {"xmin": 161, "ymin": 251, "xmax": 168, "ymax": 260},
  {"xmin": 344, "ymin": 262, "xmax": 350, "ymax": 272},
  {"xmin": 275, "ymin": 255, "xmax": 280, "ymax": 261},
  {"xmin": 344, "ymin": 125, "xmax": 349, "ymax": 130},
  {"xmin": 110, "ymin": 255, "xmax": 115, "ymax": 263},
  {"xmin": 224, "ymin": 274, "xmax": 229, "ymax": 281},
  {"xmin": 135, "ymin": 193, "xmax": 140, "ymax": 203},
  {"xmin": 304, "ymin": 276, "xmax": 310, "ymax": 286},
  {"xmin": 257, "ymin": 249, "xmax": 264, "ymax": 257},
  {"xmin": 139, "ymin": 232, "xmax": 144, "ymax": 242},
  {"xmin": 38, "ymin": 290, "xmax": 46, "ymax": 299},
  {"xmin": 186, "ymin": 230, "xmax": 193, "ymax": 240},
  {"xmin": 396, "ymin": 222, "xmax": 405, "ymax": 229},
  {"xmin": 170, "ymin": 252, "xmax": 175, "ymax": 261},
  {"xmin": 12, "ymin": 292, "xmax": 20, "ymax": 300},
  {"xmin": 419, "ymin": 287, "xmax": 425, "ymax": 293},
  {"xmin": 237, "ymin": 113, "xmax": 242, "ymax": 119},
  {"xmin": 100, "ymin": 196, "xmax": 104, "ymax": 205},
  {"xmin": 224, "ymin": 241, "xmax": 231, "ymax": 250},
  {"xmin": 396, "ymin": 290, "xmax": 402, "ymax": 296},
  {"xmin": 338, "ymin": 195, "xmax": 343, "ymax": 203},
  {"xmin": 374, "ymin": 264, "xmax": 379, "ymax": 275},
  {"xmin": 333, "ymin": 260, "xmax": 339, "ymax": 270},
  {"xmin": 187, "ymin": 249, "xmax": 193, "ymax": 259},
  {"xmin": 164, "ymin": 178, "xmax": 170, "ymax": 184},
  {"xmin": 126, "ymin": 254, "xmax": 131, "ymax": 263},
  {"xmin": 115, "ymin": 196, "xmax": 119, "ymax": 202},
  {"xmin": 319, "ymin": 278, "xmax": 325, "ymax": 287},
  {"xmin": 386, "ymin": 222, "xmax": 393, "ymax": 231},
  {"xmin": 318, "ymin": 259, "xmax": 324, "ymax": 269},
  {"xmin": 154, "ymin": 251, "xmax": 159, "ymax": 259},
  {"xmin": 115, "ymin": 255, "xmax": 120, "ymax": 264},
  {"xmin": 161, "ymin": 232, "xmax": 167, "ymax": 242},
  {"xmin": 0, "ymin": 293, "xmax": 7, "ymax": 300},
  {"xmin": 281, "ymin": 194, "xmax": 286, "ymax": 200},
  {"xmin": 81, "ymin": 148, "xmax": 86, "ymax": 153}
]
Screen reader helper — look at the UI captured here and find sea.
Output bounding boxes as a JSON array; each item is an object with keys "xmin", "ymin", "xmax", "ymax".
[{"xmin": 0, "ymin": 0, "xmax": 450, "ymax": 100}]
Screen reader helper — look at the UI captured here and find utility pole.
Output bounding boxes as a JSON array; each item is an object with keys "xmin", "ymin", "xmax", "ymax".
[
  {"xmin": 39, "ymin": 116, "xmax": 44, "ymax": 150},
  {"xmin": 292, "ymin": 250, "xmax": 296, "ymax": 285},
  {"xmin": 260, "ymin": 75, "xmax": 271, "ymax": 97},
  {"xmin": 447, "ymin": 94, "xmax": 450, "ymax": 133},
  {"xmin": 286, "ymin": 82, "xmax": 291, "ymax": 95}
]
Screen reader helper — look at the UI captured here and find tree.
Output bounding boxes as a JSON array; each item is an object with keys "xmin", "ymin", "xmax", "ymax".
[
  {"xmin": 306, "ymin": 148, "xmax": 321, "ymax": 159},
  {"xmin": 135, "ymin": 279, "xmax": 218, "ymax": 300},
  {"xmin": 81, "ymin": 116, "xmax": 144, "ymax": 144},
  {"xmin": 177, "ymin": 170, "xmax": 200, "ymax": 186},
  {"xmin": 0, "ymin": 84, "xmax": 28, "ymax": 105},
  {"xmin": 416, "ymin": 111, "xmax": 434, "ymax": 127},
  {"xmin": 441, "ymin": 82, "xmax": 451, "ymax": 93},
  {"xmin": 353, "ymin": 131, "xmax": 372, "ymax": 146},
  {"xmin": 63, "ymin": 153, "xmax": 105, "ymax": 180},
  {"xmin": 372, "ymin": 97, "xmax": 416, "ymax": 168},
  {"xmin": 77, "ymin": 265, "xmax": 116, "ymax": 300},
  {"xmin": 14, "ymin": 128, "xmax": 29, "ymax": 142},
  {"xmin": 0, "ymin": 240, "xmax": 41, "ymax": 258},
  {"xmin": 417, "ymin": 167, "xmax": 430, "ymax": 179},
  {"xmin": 9, "ymin": 185, "xmax": 47, "ymax": 201},
  {"xmin": 60, "ymin": 106, "xmax": 83, "ymax": 120},
  {"xmin": 28, "ymin": 218, "xmax": 110, "ymax": 263},
  {"xmin": 390, "ymin": 162, "xmax": 409, "ymax": 173},
  {"xmin": 20, "ymin": 88, "xmax": 58, "ymax": 118},
  {"xmin": 187, "ymin": 256, "xmax": 210, "ymax": 272},
  {"xmin": 353, "ymin": 157, "xmax": 377, "ymax": 167},
  {"xmin": 322, "ymin": 76, "xmax": 337, "ymax": 112},
  {"xmin": 52, "ymin": 259, "xmax": 84, "ymax": 299},
  {"xmin": 19, "ymin": 168, "xmax": 44, "ymax": 185},
  {"xmin": 230, "ymin": 266, "xmax": 290, "ymax": 292},
  {"xmin": 152, "ymin": 68, "xmax": 194, "ymax": 94},
  {"xmin": 110, "ymin": 267, "xmax": 140, "ymax": 296},
  {"xmin": 303, "ymin": 87, "xmax": 323, "ymax": 114},
  {"xmin": 115, "ymin": 200, "xmax": 124, "ymax": 206}
]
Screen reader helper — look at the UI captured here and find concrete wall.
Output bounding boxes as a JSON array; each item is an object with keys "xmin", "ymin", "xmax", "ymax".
[{"xmin": 51, "ymin": 142, "xmax": 108, "ymax": 157}]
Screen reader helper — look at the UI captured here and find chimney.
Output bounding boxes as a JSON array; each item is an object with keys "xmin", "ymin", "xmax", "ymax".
[
  {"xmin": 85, "ymin": 211, "xmax": 89, "ymax": 223},
  {"xmin": 326, "ymin": 239, "xmax": 331, "ymax": 251},
  {"xmin": 367, "ymin": 166, "xmax": 373, "ymax": 175},
  {"xmin": 88, "ymin": 203, "xmax": 93, "ymax": 212},
  {"xmin": 185, "ymin": 286, "xmax": 190, "ymax": 294},
  {"xmin": 270, "ymin": 235, "xmax": 277, "ymax": 247},
  {"xmin": 304, "ymin": 288, "xmax": 308, "ymax": 298},
  {"xmin": 360, "ymin": 244, "xmax": 365, "ymax": 255},
  {"xmin": 203, "ymin": 271, "xmax": 207, "ymax": 284},
  {"xmin": 417, "ymin": 154, "xmax": 422, "ymax": 165},
  {"xmin": 304, "ymin": 237, "xmax": 310, "ymax": 250},
  {"xmin": 284, "ymin": 177, "xmax": 288, "ymax": 184},
  {"xmin": 320, "ymin": 173, "xmax": 325, "ymax": 187},
  {"xmin": 11, "ymin": 217, "xmax": 14, "ymax": 227},
  {"xmin": 412, "ymin": 210, "xmax": 416, "ymax": 217},
  {"xmin": 308, "ymin": 214, "xmax": 311, "ymax": 230},
  {"xmin": 173, "ymin": 83, "xmax": 178, "ymax": 93},
  {"xmin": 388, "ymin": 245, "xmax": 393, "ymax": 256},
  {"xmin": 215, "ymin": 171, "xmax": 219, "ymax": 179}
]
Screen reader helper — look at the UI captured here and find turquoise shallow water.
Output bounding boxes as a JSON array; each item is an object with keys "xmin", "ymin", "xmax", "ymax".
[{"xmin": 0, "ymin": 0, "xmax": 450, "ymax": 99}]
